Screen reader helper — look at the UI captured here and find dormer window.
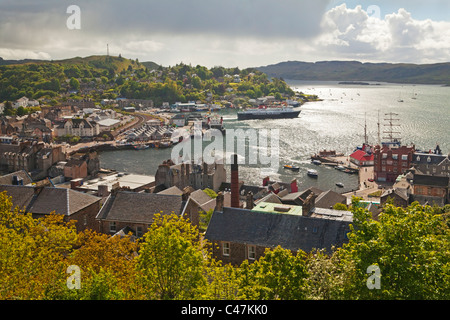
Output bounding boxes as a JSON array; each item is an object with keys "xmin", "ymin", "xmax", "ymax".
[{"xmin": 427, "ymin": 156, "xmax": 431, "ymax": 163}]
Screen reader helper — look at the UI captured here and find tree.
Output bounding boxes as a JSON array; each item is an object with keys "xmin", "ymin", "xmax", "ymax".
[
  {"xmin": 69, "ymin": 77, "xmax": 80, "ymax": 90},
  {"xmin": 337, "ymin": 201, "xmax": 450, "ymax": 299},
  {"xmin": 16, "ymin": 106, "xmax": 27, "ymax": 116},
  {"xmin": 3, "ymin": 101, "xmax": 14, "ymax": 116},
  {"xmin": 237, "ymin": 246, "xmax": 309, "ymax": 300},
  {"xmin": 137, "ymin": 214, "xmax": 207, "ymax": 299},
  {"xmin": 0, "ymin": 191, "xmax": 77, "ymax": 299}
]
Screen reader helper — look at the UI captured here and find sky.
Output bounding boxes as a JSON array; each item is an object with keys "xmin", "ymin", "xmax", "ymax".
[{"xmin": 0, "ymin": 0, "xmax": 449, "ymax": 68}]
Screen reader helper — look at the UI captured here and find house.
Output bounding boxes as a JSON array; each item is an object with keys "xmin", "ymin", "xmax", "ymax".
[
  {"xmin": 349, "ymin": 149, "xmax": 374, "ymax": 167},
  {"xmin": 0, "ymin": 185, "xmax": 101, "ymax": 232},
  {"xmin": 205, "ymin": 203, "xmax": 352, "ymax": 265},
  {"xmin": 55, "ymin": 119, "xmax": 100, "ymax": 137},
  {"xmin": 380, "ymin": 188, "xmax": 409, "ymax": 207},
  {"xmin": 0, "ymin": 170, "xmax": 33, "ymax": 186},
  {"xmin": 180, "ymin": 189, "xmax": 232, "ymax": 228},
  {"xmin": 314, "ymin": 190, "xmax": 348, "ymax": 209},
  {"xmin": 374, "ymin": 144, "xmax": 415, "ymax": 182},
  {"xmin": 412, "ymin": 146, "xmax": 450, "ymax": 177},
  {"xmin": 64, "ymin": 159, "xmax": 88, "ymax": 180},
  {"xmin": 410, "ymin": 174, "xmax": 449, "ymax": 207},
  {"xmin": 95, "ymin": 191, "xmax": 184, "ymax": 237},
  {"xmin": 280, "ymin": 187, "xmax": 323, "ymax": 207},
  {"xmin": 13, "ymin": 96, "xmax": 39, "ymax": 109}
]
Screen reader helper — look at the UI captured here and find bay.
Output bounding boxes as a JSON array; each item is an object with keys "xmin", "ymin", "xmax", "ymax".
[{"xmin": 98, "ymin": 81, "xmax": 450, "ymax": 193}]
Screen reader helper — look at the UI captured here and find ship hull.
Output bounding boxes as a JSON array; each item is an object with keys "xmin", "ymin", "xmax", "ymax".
[{"xmin": 237, "ymin": 110, "xmax": 301, "ymax": 120}]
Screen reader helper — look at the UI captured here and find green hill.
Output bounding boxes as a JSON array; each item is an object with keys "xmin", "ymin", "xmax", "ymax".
[{"xmin": 257, "ymin": 60, "xmax": 450, "ymax": 85}]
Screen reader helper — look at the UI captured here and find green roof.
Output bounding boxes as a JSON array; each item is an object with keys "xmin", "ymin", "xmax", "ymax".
[{"xmin": 252, "ymin": 202, "xmax": 303, "ymax": 216}]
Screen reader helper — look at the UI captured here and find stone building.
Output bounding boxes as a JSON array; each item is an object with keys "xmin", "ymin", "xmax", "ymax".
[{"xmin": 155, "ymin": 159, "xmax": 226, "ymax": 192}]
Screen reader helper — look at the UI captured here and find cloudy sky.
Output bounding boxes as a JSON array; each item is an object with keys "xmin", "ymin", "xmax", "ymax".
[{"xmin": 0, "ymin": 0, "xmax": 449, "ymax": 67}]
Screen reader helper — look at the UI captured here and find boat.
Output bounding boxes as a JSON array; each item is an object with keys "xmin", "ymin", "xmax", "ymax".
[
  {"xmin": 237, "ymin": 105, "xmax": 301, "ymax": 120},
  {"xmin": 336, "ymin": 182, "xmax": 344, "ymax": 188},
  {"xmin": 335, "ymin": 165, "xmax": 345, "ymax": 171},
  {"xmin": 312, "ymin": 160, "xmax": 322, "ymax": 165},
  {"xmin": 283, "ymin": 165, "xmax": 300, "ymax": 172},
  {"xmin": 133, "ymin": 144, "xmax": 149, "ymax": 150},
  {"xmin": 307, "ymin": 169, "xmax": 318, "ymax": 178}
]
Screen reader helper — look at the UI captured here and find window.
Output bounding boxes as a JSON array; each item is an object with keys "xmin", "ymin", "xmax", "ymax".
[
  {"xmin": 401, "ymin": 154, "xmax": 408, "ymax": 161},
  {"xmin": 248, "ymin": 245, "xmax": 256, "ymax": 260},
  {"xmin": 222, "ymin": 242, "xmax": 230, "ymax": 256},
  {"xmin": 382, "ymin": 153, "xmax": 387, "ymax": 159},
  {"xmin": 83, "ymin": 215, "xmax": 88, "ymax": 226},
  {"xmin": 109, "ymin": 221, "xmax": 116, "ymax": 233},
  {"xmin": 136, "ymin": 226, "xmax": 143, "ymax": 238},
  {"xmin": 392, "ymin": 154, "xmax": 398, "ymax": 160}
]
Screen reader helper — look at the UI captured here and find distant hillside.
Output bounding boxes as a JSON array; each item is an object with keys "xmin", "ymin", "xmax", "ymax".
[
  {"xmin": 0, "ymin": 57, "xmax": 46, "ymax": 66},
  {"xmin": 141, "ymin": 61, "xmax": 161, "ymax": 70},
  {"xmin": 257, "ymin": 61, "xmax": 450, "ymax": 85}
]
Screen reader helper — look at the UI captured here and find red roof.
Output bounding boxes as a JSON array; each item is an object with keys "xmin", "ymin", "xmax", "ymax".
[{"xmin": 350, "ymin": 150, "xmax": 374, "ymax": 162}]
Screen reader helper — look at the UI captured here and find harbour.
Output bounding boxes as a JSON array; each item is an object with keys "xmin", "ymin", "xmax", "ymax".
[{"xmin": 98, "ymin": 80, "xmax": 450, "ymax": 198}]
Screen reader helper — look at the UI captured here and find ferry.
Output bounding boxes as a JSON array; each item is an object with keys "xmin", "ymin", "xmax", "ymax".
[{"xmin": 237, "ymin": 105, "xmax": 301, "ymax": 120}]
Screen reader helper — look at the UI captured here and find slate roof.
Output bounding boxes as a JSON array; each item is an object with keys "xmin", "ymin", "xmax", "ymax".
[
  {"xmin": 413, "ymin": 174, "xmax": 449, "ymax": 187},
  {"xmin": 0, "ymin": 170, "xmax": 33, "ymax": 186},
  {"xmin": 314, "ymin": 190, "xmax": 347, "ymax": 209},
  {"xmin": 205, "ymin": 207, "xmax": 352, "ymax": 253},
  {"xmin": 0, "ymin": 185, "xmax": 100, "ymax": 215},
  {"xmin": 96, "ymin": 191, "xmax": 183, "ymax": 224}
]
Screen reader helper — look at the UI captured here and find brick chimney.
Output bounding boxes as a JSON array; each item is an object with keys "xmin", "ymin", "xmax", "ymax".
[
  {"xmin": 230, "ymin": 154, "xmax": 240, "ymax": 208},
  {"xmin": 215, "ymin": 191, "xmax": 224, "ymax": 212},
  {"xmin": 246, "ymin": 191, "xmax": 254, "ymax": 209}
]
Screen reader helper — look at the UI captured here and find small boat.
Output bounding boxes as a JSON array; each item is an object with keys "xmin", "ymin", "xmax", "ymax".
[
  {"xmin": 335, "ymin": 165, "xmax": 345, "ymax": 171},
  {"xmin": 307, "ymin": 169, "xmax": 318, "ymax": 178},
  {"xmin": 336, "ymin": 182, "xmax": 344, "ymax": 188},
  {"xmin": 312, "ymin": 160, "xmax": 322, "ymax": 165},
  {"xmin": 134, "ymin": 144, "xmax": 149, "ymax": 150},
  {"xmin": 284, "ymin": 165, "xmax": 300, "ymax": 172}
]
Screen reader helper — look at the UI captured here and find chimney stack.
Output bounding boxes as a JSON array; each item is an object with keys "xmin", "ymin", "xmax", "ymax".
[
  {"xmin": 231, "ymin": 154, "xmax": 240, "ymax": 208},
  {"xmin": 215, "ymin": 191, "xmax": 224, "ymax": 212},
  {"xmin": 246, "ymin": 191, "xmax": 254, "ymax": 209}
]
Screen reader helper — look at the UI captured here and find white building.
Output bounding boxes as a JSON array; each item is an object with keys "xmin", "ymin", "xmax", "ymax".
[{"xmin": 55, "ymin": 119, "xmax": 100, "ymax": 137}]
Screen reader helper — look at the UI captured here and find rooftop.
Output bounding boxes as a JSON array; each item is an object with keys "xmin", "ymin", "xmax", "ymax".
[
  {"xmin": 76, "ymin": 172, "xmax": 155, "ymax": 192},
  {"xmin": 252, "ymin": 201, "xmax": 303, "ymax": 216}
]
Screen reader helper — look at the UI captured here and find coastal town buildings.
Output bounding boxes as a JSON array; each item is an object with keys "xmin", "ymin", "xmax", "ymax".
[
  {"xmin": 155, "ymin": 159, "xmax": 226, "ymax": 192},
  {"xmin": 96, "ymin": 190, "xmax": 183, "ymax": 236},
  {"xmin": 0, "ymin": 184, "xmax": 101, "ymax": 232},
  {"xmin": 373, "ymin": 144, "xmax": 415, "ymax": 182}
]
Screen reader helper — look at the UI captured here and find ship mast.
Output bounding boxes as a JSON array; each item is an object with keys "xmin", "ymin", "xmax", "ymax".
[{"xmin": 383, "ymin": 112, "xmax": 401, "ymax": 144}]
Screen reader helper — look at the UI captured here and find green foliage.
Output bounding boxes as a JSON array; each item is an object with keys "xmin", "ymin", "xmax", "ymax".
[
  {"xmin": 237, "ymin": 247, "xmax": 309, "ymax": 300},
  {"xmin": 137, "ymin": 213, "xmax": 207, "ymax": 299},
  {"xmin": 0, "ymin": 189, "xmax": 448, "ymax": 300}
]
